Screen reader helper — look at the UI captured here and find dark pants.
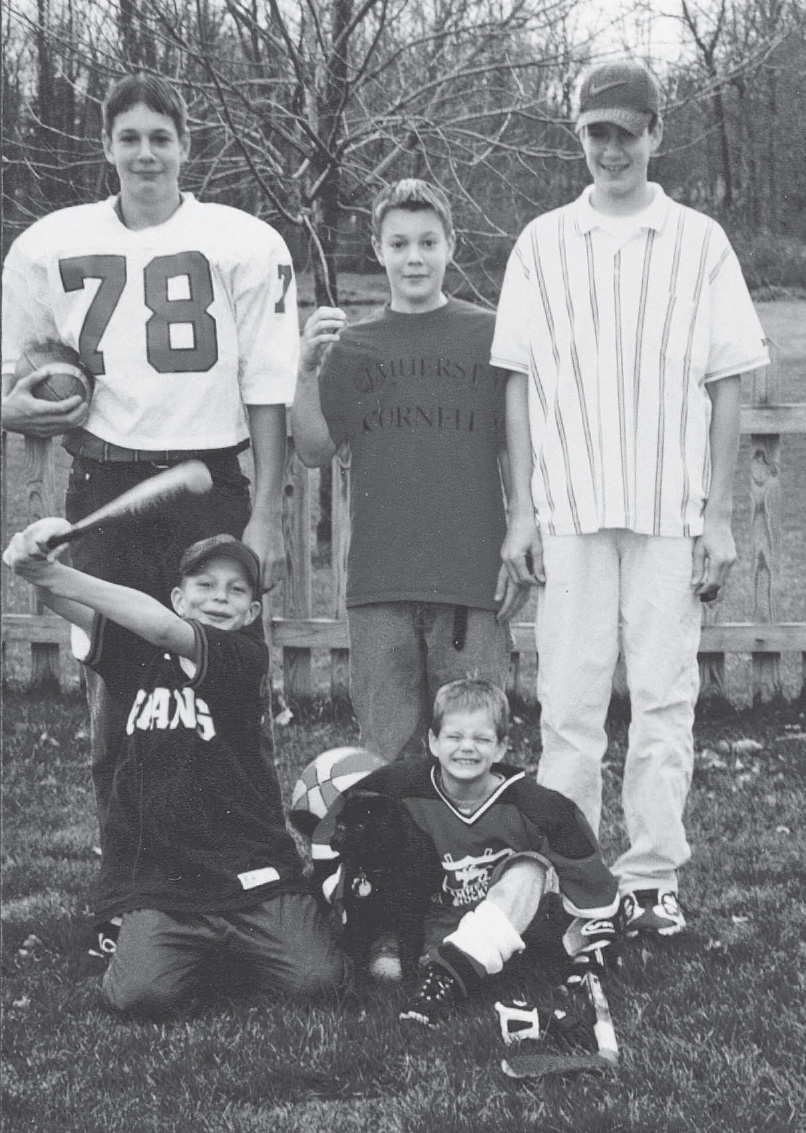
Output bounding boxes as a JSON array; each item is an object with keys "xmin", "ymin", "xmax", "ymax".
[{"xmin": 103, "ymin": 897, "xmax": 349, "ymax": 1016}]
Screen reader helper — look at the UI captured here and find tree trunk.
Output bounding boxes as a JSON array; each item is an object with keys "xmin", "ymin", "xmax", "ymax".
[
  {"xmin": 312, "ymin": 0, "xmax": 354, "ymax": 552},
  {"xmin": 712, "ymin": 81, "xmax": 733, "ymax": 209}
]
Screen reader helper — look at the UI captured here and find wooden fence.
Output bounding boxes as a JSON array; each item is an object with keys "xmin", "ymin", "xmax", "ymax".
[{"xmin": 3, "ymin": 362, "xmax": 805, "ymax": 705}]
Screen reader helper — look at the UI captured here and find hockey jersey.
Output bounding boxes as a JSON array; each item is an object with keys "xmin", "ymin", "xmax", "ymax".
[{"xmin": 313, "ymin": 759, "xmax": 619, "ymax": 920}]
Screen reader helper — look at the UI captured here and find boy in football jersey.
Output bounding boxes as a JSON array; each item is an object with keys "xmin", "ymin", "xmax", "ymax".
[
  {"xmin": 2, "ymin": 73, "xmax": 296, "ymax": 596},
  {"xmin": 313, "ymin": 679, "xmax": 619, "ymax": 1028},
  {"xmin": 1, "ymin": 75, "xmax": 298, "ymax": 938},
  {"xmin": 493, "ymin": 62, "xmax": 769, "ymax": 937},
  {"xmin": 4, "ymin": 520, "xmax": 347, "ymax": 1016},
  {"xmin": 291, "ymin": 180, "xmax": 527, "ymax": 762}
]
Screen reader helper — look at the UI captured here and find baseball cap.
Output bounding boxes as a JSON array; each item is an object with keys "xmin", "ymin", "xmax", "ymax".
[
  {"xmin": 178, "ymin": 534, "xmax": 261, "ymax": 593},
  {"xmin": 576, "ymin": 61, "xmax": 661, "ymax": 136}
]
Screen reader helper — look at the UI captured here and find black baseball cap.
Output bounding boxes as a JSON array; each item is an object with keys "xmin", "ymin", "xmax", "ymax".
[
  {"xmin": 178, "ymin": 534, "xmax": 261, "ymax": 593},
  {"xmin": 577, "ymin": 61, "xmax": 661, "ymax": 136}
]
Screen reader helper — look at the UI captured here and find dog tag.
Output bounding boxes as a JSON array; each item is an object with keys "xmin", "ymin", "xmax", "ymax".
[{"xmin": 351, "ymin": 872, "xmax": 373, "ymax": 898}]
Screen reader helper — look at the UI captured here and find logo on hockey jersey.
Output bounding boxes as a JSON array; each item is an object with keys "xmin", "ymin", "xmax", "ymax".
[
  {"xmin": 440, "ymin": 847, "xmax": 512, "ymax": 907},
  {"xmin": 126, "ymin": 687, "xmax": 216, "ymax": 741}
]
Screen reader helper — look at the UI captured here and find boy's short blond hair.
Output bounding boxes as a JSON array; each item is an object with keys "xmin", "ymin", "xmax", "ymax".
[
  {"xmin": 431, "ymin": 678, "xmax": 509, "ymax": 742},
  {"xmin": 371, "ymin": 179, "xmax": 454, "ymax": 242}
]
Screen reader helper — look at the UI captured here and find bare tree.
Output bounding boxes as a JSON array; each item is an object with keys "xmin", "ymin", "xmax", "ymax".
[
  {"xmin": 132, "ymin": 0, "xmax": 580, "ymax": 305},
  {"xmin": 679, "ymin": 0, "xmax": 735, "ymax": 207},
  {"xmin": 3, "ymin": 0, "xmax": 804, "ymax": 266}
]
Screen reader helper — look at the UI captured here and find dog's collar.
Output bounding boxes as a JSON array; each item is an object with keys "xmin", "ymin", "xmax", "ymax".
[{"xmin": 349, "ymin": 865, "xmax": 393, "ymax": 899}]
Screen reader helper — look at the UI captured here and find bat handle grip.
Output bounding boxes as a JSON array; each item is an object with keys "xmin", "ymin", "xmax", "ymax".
[{"xmin": 43, "ymin": 528, "xmax": 80, "ymax": 551}]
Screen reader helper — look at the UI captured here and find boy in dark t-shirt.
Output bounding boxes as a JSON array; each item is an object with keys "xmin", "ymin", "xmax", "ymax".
[
  {"xmin": 4, "ymin": 523, "xmax": 346, "ymax": 1016},
  {"xmin": 291, "ymin": 180, "xmax": 529, "ymax": 761}
]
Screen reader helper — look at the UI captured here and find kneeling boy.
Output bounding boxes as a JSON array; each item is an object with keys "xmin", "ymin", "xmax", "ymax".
[
  {"xmin": 315, "ymin": 678, "xmax": 619, "ymax": 1026},
  {"xmin": 4, "ymin": 522, "xmax": 347, "ymax": 1016}
]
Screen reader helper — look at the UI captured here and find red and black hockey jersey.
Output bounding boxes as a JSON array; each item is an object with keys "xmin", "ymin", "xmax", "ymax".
[{"xmin": 313, "ymin": 759, "xmax": 618, "ymax": 920}]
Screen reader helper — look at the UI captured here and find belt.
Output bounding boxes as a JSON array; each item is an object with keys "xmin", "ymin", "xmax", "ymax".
[{"xmin": 64, "ymin": 431, "xmax": 249, "ymax": 465}]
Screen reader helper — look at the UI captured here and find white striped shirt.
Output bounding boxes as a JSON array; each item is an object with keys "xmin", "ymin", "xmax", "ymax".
[{"xmin": 491, "ymin": 185, "xmax": 769, "ymax": 537}]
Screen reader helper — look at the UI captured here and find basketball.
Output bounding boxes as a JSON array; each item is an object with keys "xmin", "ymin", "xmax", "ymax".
[
  {"xmin": 289, "ymin": 746, "xmax": 387, "ymax": 837},
  {"xmin": 15, "ymin": 341, "xmax": 94, "ymax": 405}
]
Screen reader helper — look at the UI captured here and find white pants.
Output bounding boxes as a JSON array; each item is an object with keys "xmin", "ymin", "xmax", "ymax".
[{"xmin": 535, "ymin": 531, "xmax": 701, "ymax": 893}]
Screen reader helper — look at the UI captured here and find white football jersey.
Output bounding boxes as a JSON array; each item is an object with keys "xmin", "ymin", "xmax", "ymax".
[{"xmin": 2, "ymin": 195, "xmax": 299, "ymax": 449}]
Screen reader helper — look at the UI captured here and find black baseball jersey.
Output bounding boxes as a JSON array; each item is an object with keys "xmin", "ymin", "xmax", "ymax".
[
  {"xmin": 314, "ymin": 759, "xmax": 619, "ymax": 919},
  {"xmin": 82, "ymin": 617, "xmax": 305, "ymax": 920}
]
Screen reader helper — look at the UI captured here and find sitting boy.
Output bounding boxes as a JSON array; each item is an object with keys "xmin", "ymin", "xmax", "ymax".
[
  {"xmin": 314, "ymin": 678, "xmax": 619, "ymax": 1027},
  {"xmin": 4, "ymin": 521, "xmax": 347, "ymax": 1016}
]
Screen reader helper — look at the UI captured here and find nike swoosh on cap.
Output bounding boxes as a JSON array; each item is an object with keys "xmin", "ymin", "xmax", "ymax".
[{"xmin": 588, "ymin": 79, "xmax": 628, "ymax": 97}]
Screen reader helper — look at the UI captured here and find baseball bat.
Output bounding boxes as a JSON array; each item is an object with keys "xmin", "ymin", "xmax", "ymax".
[
  {"xmin": 583, "ymin": 972, "xmax": 619, "ymax": 1065},
  {"xmin": 44, "ymin": 460, "xmax": 214, "ymax": 549}
]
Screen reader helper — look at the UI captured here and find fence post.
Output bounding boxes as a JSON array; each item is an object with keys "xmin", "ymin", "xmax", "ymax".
[
  {"xmin": 1, "ymin": 432, "xmax": 7, "ymax": 678},
  {"xmin": 506, "ymin": 648, "xmax": 522, "ymax": 703},
  {"xmin": 24, "ymin": 436, "xmax": 61, "ymax": 689},
  {"xmin": 330, "ymin": 450, "xmax": 351, "ymax": 702},
  {"xmin": 699, "ymin": 601, "xmax": 726, "ymax": 700},
  {"xmin": 281, "ymin": 439, "xmax": 313, "ymax": 699},
  {"xmin": 749, "ymin": 363, "xmax": 782, "ymax": 701}
]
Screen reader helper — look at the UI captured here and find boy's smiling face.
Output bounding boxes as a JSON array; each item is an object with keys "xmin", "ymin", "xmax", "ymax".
[
  {"xmin": 171, "ymin": 555, "xmax": 260, "ymax": 632},
  {"xmin": 580, "ymin": 120, "xmax": 662, "ymax": 214},
  {"xmin": 103, "ymin": 102, "xmax": 189, "ymax": 217},
  {"xmin": 429, "ymin": 707, "xmax": 506, "ymax": 794},
  {"xmin": 372, "ymin": 207, "xmax": 455, "ymax": 314}
]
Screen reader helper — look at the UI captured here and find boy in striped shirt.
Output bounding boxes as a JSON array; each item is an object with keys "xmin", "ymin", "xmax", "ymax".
[{"xmin": 492, "ymin": 61, "xmax": 768, "ymax": 938}]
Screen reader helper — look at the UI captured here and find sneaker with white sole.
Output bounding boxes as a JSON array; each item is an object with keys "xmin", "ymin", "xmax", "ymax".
[
  {"xmin": 399, "ymin": 963, "xmax": 461, "ymax": 1027},
  {"xmin": 620, "ymin": 889, "xmax": 686, "ymax": 937}
]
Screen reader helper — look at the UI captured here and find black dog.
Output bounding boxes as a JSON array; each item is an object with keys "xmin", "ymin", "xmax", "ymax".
[{"xmin": 330, "ymin": 789, "xmax": 443, "ymax": 982}]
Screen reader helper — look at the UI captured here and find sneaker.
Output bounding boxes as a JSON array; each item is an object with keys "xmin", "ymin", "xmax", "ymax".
[
  {"xmin": 620, "ymin": 889, "xmax": 686, "ymax": 937},
  {"xmin": 399, "ymin": 963, "xmax": 461, "ymax": 1027},
  {"xmin": 88, "ymin": 916, "xmax": 122, "ymax": 959},
  {"xmin": 368, "ymin": 935, "xmax": 402, "ymax": 983},
  {"xmin": 495, "ymin": 998, "xmax": 542, "ymax": 1045}
]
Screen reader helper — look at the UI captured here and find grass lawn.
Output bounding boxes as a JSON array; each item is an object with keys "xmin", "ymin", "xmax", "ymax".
[{"xmin": 2, "ymin": 692, "xmax": 805, "ymax": 1133}]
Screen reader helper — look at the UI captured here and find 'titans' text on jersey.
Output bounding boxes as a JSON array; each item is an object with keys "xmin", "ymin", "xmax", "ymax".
[
  {"xmin": 1, "ymin": 195, "xmax": 299, "ymax": 450},
  {"xmin": 126, "ymin": 685, "xmax": 215, "ymax": 741}
]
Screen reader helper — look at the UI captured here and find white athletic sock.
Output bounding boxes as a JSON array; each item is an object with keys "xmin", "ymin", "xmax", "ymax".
[{"xmin": 444, "ymin": 900, "xmax": 525, "ymax": 975}]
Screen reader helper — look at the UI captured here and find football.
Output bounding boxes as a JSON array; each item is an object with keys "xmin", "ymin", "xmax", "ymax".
[
  {"xmin": 289, "ymin": 746, "xmax": 387, "ymax": 837},
  {"xmin": 15, "ymin": 341, "xmax": 94, "ymax": 405}
]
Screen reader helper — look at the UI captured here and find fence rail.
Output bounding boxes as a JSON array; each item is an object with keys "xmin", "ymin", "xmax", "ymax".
[{"xmin": 3, "ymin": 365, "xmax": 805, "ymax": 705}]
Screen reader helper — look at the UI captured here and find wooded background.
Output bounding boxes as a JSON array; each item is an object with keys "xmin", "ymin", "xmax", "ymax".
[{"xmin": 3, "ymin": 0, "xmax": 805, "ymax": 304}]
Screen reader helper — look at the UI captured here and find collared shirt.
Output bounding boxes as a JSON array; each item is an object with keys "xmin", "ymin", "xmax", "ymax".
[{"xmin": 491, "ymin": 184, "xmax": 769, "ymax": 537}]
